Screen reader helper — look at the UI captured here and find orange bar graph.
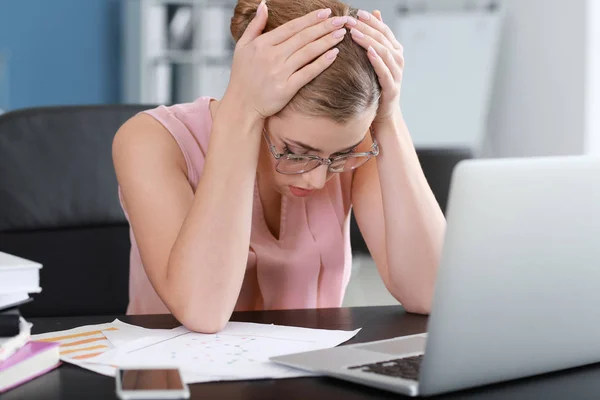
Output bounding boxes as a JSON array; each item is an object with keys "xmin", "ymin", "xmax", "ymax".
[
  {"xmin": 61, "ymin": 337, "xmax": 108, "ymax": 347},
  {"xmin": 61, "ymin": 344, "xmax": 109, "ymax": 356},
  {"xmin": 37, "ymin": 327, "xmax": 118, "ymax": 343}
]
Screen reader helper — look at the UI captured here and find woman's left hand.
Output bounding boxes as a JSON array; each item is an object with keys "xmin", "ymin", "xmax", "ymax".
[{"xmin": 346, "ymin": 10, "xmax": 404, "ymax": 124}]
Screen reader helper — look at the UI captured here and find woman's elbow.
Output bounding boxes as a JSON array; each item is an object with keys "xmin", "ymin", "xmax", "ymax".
[
  {"xmin": 401, "ymin": 300, "xmax": 431, "ymax": 315},
  {"xmin": 159, "ymin": 278, "xmax": 235, "ymax": 333},
  {"xmin": 177, "ymin": 309, "xmax": 229, "ymax": 334},
  {"xmin": 183, "ymin": 319, "xmax": 227, "ymax": 334},
  {"xmin": 387, "ymin": 283, "xmax": 433, "ymax": 315},
  {"xmin": 170, "ymin": 301, "xmax": 232, "ymax": 333}
]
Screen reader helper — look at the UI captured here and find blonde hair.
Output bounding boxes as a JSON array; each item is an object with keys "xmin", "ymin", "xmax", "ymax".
[{"xmin": 230, "ymin": 0, "xmax": 381, "ymax": 124}]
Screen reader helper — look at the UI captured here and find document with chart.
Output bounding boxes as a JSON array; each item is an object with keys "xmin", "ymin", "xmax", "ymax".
[{"xmin": 41, "ymin": 320, "xmax": 360, "ymax": 383}]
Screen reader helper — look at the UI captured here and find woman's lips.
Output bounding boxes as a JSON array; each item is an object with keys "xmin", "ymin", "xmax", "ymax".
[{"xmin": 289, "ymin": 186, "xmax": 314, "ymax": 197}]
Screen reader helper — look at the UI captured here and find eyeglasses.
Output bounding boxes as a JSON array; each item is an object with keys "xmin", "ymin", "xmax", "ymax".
[{"xmin": 263, "ymin": 127, "xmax": 379, "ymax": 175}]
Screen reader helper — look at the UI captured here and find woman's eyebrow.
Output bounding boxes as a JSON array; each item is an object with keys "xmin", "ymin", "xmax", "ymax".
[
  {"xmin": 334, "ymin": 137, "xmax": 365, "ymax": 154},
  {"xmin": 285, "ymin": 137, "xmax": 365, "ymax": 154},
  {"xmin": 285, "ymin": 139, "xmax": 321, "ymax": 152}
]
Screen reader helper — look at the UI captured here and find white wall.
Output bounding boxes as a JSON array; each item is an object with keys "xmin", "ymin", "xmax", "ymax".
[
  {"xmin": 353, "ymin": 0, "xmax": 594, "ymax": 158},
  {"xmin": 585, "ymin": 0, "xmax": 600, "ymax": 155},
  {"xmin": 484, "ymin": 0, "xmax": 587, "ymax": 157}
]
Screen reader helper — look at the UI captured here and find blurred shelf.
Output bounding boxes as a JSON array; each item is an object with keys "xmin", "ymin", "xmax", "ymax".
[
  {"xmin": 122, "ymin": 0, "xmax": 235, "ymax": 104},
  {"xmin": 149, "ymin": 51, "xmax": 232, "ymax": 66}
]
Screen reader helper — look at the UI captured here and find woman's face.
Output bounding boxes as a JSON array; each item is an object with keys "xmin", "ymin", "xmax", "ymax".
[{"xmin": 261, "ymin": 107, "xmax": 376, "ymax": 198}]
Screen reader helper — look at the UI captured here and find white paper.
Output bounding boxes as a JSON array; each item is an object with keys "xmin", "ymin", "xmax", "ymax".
[
  {"xmin": 87, "ymin": 326, "xmax": 190, "ymax": 366},
  {"xmin": 30, "ymin": 319, "xmax": 184, "ymax": 377},
  {"xmin": 31, "ymin": 322, "xmax": 118, "ymax": 357},
  {"xmin": 103, "ymin": 319, "xmax": 180, "ymax": 347},
  {"xmin": 32, "ymin": 320, "xmax": 360, "ymax": 383},
  {"xmin": 94, "ymin": 322, "xmax": 360, "ymax": 383},
  {"xmin": 68, "ymin": 360, "xmax": 117, "ymax": 377}
]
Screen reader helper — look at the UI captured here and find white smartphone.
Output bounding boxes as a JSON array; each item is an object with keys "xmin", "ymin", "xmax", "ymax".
[{"xmin": 115, "ymin": 367, "xmax": 190, "ymax": 399}]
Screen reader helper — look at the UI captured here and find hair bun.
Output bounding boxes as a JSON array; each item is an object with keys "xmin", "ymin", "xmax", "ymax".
[{"xmin": 230, "ymin": 0, "xmax": 262, "ymax": 42}]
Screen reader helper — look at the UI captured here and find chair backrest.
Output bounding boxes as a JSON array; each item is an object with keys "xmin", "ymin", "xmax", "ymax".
[
  {"xmin": 350, "ymin": 147, "xmax": 473, "ymax": 254},
  {"xmin": 416, "ymin": 147, "xmax": 474, "ymax": 214},
  {"xmin": 0, "ymin": 105, "xmax": 153, "ymax": 317}
]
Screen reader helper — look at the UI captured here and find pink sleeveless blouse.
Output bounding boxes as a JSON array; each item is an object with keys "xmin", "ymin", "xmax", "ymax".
[{"xmin": 119, "ymin": 97, "xmax": 355, "ymax": 315}]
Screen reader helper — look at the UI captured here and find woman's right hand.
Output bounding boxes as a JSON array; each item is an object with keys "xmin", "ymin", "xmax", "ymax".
[{"xmin": 223, "ymin": 1, "xmax": 349, "ymax": 120}]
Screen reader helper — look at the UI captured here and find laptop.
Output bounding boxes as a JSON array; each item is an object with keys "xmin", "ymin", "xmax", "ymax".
[{"xmin": 271, "ymin": 156, "xmax": 600, "ymax": 397}]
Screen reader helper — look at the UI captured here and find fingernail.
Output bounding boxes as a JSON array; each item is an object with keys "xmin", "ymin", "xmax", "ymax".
[
  {"xmin": 256, "ymin": 0, "xmax": 265, "ymax": 17},
  {"xmin": 332, "ymin": 16, "xmax": 348, "ymax": 27},
  {"xmin": 333, "ymin": 28, "xmax": 346, "ymax": 39},
  {"xmin": 357, "ymin": 10, "xmax": 371, "ymax": 20},
  {"xmin": 318, "ymin": 8, "xmax": 332, "ymax": 19},
  {"xmin": 326, "ymin": 48, "xmax": 340, "ymax": 60},
  {"xmin": 350, "ymin": 28, "xmax": 364, "ymax": 38},
  {"xmin": 346, "ymin": 16, "xmax": 358, "ymax": 26},
  {"xmin": 368, "ymin": 46, "xmax": 377, "ymax": 57}
]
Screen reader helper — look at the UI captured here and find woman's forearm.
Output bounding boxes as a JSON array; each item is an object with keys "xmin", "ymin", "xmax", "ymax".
[
  {"xmin": 374, "ymin": 113, "xmax": 446, "ymax": 313},
  {"xmin": 166, "ymin": 98, "xmax": 264, "ymax": 332}
]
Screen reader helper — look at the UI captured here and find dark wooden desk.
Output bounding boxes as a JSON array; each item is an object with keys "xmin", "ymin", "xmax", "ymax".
[{"xmin": 4, "ymin": 306, "xmax": 600, "ymax": 399}]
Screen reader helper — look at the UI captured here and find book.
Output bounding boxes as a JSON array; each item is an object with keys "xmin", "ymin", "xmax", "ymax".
[
  {"xmin": 0, "ymin": 293, "xmax": 32, "ymax": 312},
  {"xmin": 0, "ymin": 341, "xmax": 60, "ymax": 394},
  {"xmin": 0, "ymin": 252, "xmax": 42, "ymax": 294},
  {"xmin": 0, "ymin": 318, "xmax": 31, "ymax": 363}
]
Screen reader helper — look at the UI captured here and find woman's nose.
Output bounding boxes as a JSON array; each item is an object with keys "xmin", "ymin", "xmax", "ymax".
[{"xmin": 302, "ymin": 165, "xmax": 329, "ymax": 190}]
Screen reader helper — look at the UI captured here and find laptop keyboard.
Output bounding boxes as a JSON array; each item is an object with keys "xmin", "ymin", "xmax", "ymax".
[{"xmin": 347, "ymin": 355, "xmax": 423, "ymax": 381}]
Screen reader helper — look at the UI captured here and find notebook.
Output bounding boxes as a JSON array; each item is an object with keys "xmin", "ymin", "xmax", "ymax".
[
  {"xmin": 0, "ymin": 293, "xmax": 32, "ymax": 312},
  {"xmin": 0, "ymin": 252, "xmax": 42, "ymax": 294},
  {"xmin": 0, "ymin": 341, "xmax": 60, "ymax": 394}
]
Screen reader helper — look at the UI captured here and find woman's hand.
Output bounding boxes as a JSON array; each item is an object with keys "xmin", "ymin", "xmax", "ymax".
[
  {"xmin": 225, "ymin": 1, "xmax": 349, "ymax": 120},
  {"xmin": 347, "ymin": 10, "xmax": 404, "ymax": 123}
]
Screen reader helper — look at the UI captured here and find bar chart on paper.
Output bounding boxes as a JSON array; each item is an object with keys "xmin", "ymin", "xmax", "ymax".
[
  {"xmin": 110, "ymin": 322, "xmax": 360, "ymax": 383},
  {"xmin": 30, "ymin": 319, "xmax": 184, "ymax": 377},
  {"xmin": 34, "ymin": 324, "xmax": 118, "ymax": 361}
]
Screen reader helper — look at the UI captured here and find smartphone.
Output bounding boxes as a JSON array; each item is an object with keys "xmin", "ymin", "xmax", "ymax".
[{"xmin": 115, "ymin": 367, "xmax": 190, "ymax": 399}]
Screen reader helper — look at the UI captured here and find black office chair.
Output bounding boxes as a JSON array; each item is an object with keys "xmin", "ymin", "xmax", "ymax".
[
  {"xmin": 350, "ymin": 147, "xmax": 473, "ymax": 254},
  {"xmin": 0, "ymin": 105, "xmax": 153, "ymax": 317}
]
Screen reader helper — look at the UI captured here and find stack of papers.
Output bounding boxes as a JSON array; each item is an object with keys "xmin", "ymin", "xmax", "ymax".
[{"xmin": 31, "ymin": 320, "xmax": 360, "ymax": 383}]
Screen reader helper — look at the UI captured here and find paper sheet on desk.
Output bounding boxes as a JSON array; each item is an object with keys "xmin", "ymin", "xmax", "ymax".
[
  {"xmin": 89, "ymin": 321, "xmax": 361, "ymax": 383},
  {"xmin": 30, "ymin": 319, "xmax": 184, "ymax": 377}
]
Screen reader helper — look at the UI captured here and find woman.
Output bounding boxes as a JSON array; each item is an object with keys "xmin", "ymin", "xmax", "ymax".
[{"xmin": 113, "ymin": 0, "xmax": 446, "ymax": 333}]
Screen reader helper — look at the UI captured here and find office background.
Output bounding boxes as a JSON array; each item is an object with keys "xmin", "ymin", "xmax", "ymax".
[
  {"xmin": 1, "ymin": 0, "xmax": 599, "ymax": 307},
  {"xmin": 1, "ymin": 0, "xmax": 599, "ymax": 157}
]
